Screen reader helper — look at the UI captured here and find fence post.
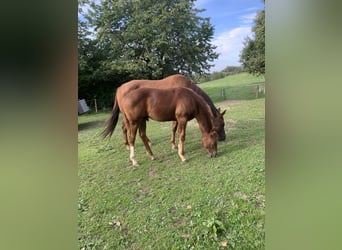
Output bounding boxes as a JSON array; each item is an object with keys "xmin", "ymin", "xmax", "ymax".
[
  {"xmin": 221, "ymin": 88, "xmax": 226, "ymax": 100},
  {"xmin": 256, "ymin": 85, "xmax": 259, "ymax": 98},
  {"xmin": 94, "ymin": 98, "xmax": 98, "ymax": 113}
]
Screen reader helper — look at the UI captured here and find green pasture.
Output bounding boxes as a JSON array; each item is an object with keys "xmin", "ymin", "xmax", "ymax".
[
  {"xmin": 78, "ymin": 73, "xmax": 265, "ymax": 249},
  {"xmin": 199, "ymin": 73, "xmax": 265, "ymax": 102}
]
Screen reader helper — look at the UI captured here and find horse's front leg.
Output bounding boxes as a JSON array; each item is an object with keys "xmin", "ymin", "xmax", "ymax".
[
  {"xmin": 177, "ymin": 120, "xmax": 187, "ymax": 163},
  {"xmin": 138, "ymin": 121, "xmax": 155, "ymax": 160},
  {"xmin": 170, "ymin": 121, "xmax": 178, "ymax": 150},
  {"xmin": 128, "ymin": 122, "xmax": 139, "ymax": 167}
]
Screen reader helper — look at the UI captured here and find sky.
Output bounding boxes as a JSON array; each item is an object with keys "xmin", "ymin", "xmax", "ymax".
[{"xmin": 194, "ymin": 0, "xmax": 265, "ymax": 72}]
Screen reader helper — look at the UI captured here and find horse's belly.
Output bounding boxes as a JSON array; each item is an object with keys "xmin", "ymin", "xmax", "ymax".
[{"xmin": 148, "ymin": 110, "xmax": 175, "ymax": 122}]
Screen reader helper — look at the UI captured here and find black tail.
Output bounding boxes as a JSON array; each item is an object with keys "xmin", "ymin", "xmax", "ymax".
[{"xmin": 101, "ymin": 95, "xmax": 120, "ymax": 139}]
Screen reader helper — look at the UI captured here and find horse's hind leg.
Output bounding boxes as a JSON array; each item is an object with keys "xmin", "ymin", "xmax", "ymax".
[
  {"xmin": 144, "ymin": 118, "xmax": 152, "ymax": 147},
  {"xmin": 128, "ymin": 122, "xmax": 139, "ymax": 167},
  {"xmin": 138, "ymin": 121, "xmax": 155, "ymax": 160},
  {"xmin": 122, "ymin": 117, "xmax": 130, "ymax": 150},
  {"xmin": 170, "ymin": 121, "xmax": 178, "ymax": 150},
  {"xmin": 177, "ymin": 120, "xmax": 187, "ymax": 163}
]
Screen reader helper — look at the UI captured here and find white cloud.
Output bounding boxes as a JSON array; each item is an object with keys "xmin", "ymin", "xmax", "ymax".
[
  {"xmin": 195, "ymin": 0, "xmax": 214, "ymax": 7},
  {"xmin": 244, "ymin": 7, "xmax": 259, "ymax": 12},
  {"xmin": 239, "ymin": 12, "xmax": 257, "ymax": 25},
  {"xmin": 210, "ymin": 26, "xmax": 253, "ymax": 72}
]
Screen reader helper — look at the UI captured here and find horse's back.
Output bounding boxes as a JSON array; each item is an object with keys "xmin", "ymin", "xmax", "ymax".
[
  {"xmin": 120, "ymin": 74, "xmax": 193, "ymax": 94},
  {"xmin": 122, "ymin": 87, "xmax": 199, "ymax": 122}
]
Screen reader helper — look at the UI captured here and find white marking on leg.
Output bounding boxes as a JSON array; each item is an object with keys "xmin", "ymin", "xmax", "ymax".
[
  {"xmin": 178, "ymin": 143, "xmax": 187, "ymax": 162},
  {"xmin": 130, "ymin": 146, "xmax": 138, "ymax": 166}
]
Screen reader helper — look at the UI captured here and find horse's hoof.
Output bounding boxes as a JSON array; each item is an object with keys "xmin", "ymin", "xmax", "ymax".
[
  {"xmin": 172, "ymin": 146, "xmax": 178, "ymax": 150},
  {"xmin": 151, "ymin": 156, "xmax": 156, "ymax": 161},
  {"xmin": 182, "ymin": 159, "xmax": 188, "ymax": 164}
]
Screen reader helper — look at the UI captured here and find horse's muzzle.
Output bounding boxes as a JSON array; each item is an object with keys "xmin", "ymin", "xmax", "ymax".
[
  {"xmin": 207, "ymin": 152, "xmax": 217, "ymax": 158},
  {"xmin": 219, "ymin": 135, "xmax": 226, "ymax": 141}
]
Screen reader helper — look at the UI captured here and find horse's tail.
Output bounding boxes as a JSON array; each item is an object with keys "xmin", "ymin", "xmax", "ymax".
[{"xmin": 102, "ymin": 94, "xmax": 120, "ymax": 139}]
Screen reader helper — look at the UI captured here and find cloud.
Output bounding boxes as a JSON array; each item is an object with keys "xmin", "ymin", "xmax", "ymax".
[
  {"xmin": 210, "ymin": 26, "xmax": 253, "ymax": 72},
  {"xmin": 239, "ymin": 12, "xmax": 257, "ymax": 25},
  {"xmin": 244, "ymin": 7, "xmax": 259, "ymax": 12},
  {"xmin": 195, "ymin": 0, "xmax": 214, "ymax": 7}
]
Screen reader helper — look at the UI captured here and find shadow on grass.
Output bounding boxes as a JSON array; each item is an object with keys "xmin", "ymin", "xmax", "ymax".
[{"xmin": 78, "ymin": 120, "xmax": 105, "ymax": 131}]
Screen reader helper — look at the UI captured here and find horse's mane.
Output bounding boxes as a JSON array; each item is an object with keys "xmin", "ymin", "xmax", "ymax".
[
  {"xmin": 187, "ymin": 81, "xmax": 218, "ymax": 117},
  {"xmin": 189, "ymin": 88, "xmax": 216, "ymax": 131}
]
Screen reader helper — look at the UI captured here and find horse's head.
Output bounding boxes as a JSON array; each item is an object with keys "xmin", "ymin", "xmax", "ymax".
[
  {"xmin": 213, "ymin": 108, "xmax": 226, "ymax": 141},
  {"xmin": 202, "ymin": 130, "xmax": 218, "ymax": 158}
]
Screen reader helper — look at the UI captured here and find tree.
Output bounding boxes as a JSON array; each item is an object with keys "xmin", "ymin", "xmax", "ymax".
[
  {"xmin": 240, "ymin": 3, "xmax": 265, "ymax": 75},
  {"xmin": 78, "ymin": 1, "xmax": 132, "ymax": 109},
  {"xmin": 85, "ymin": 0, "xmax": 218, "ymax": 79},
  {"xmin": 222, "ymin": 66, "xmax": 243, "ymax": 76}
]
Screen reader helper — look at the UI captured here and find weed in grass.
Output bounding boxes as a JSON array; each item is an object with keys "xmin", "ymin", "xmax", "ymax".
[{"xmin": 202, "ymin": 215, "xmax": 226, "ymax": 240}]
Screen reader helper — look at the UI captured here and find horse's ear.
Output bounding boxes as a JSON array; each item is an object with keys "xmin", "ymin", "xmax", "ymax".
[
  {"xmin": 221, "ymin": 109, "xmax": 226, "ymax": 116},
  {"xmin": 217, "ymin": 107, "xmax": 221, "ymax": 112}
]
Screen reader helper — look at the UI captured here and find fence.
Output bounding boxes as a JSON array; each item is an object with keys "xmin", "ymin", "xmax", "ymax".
[
  {"xmin": 81, "ymin": 98, "xmax": 112, "ymax": 114},
  {"xmin": 205, "ymin": 83, "xmax": 265, "ymax": 103}
]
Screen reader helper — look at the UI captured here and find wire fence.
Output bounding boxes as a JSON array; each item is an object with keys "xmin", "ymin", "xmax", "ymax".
[
  {"xmin": 204, "ymin": 83, "xmax": 265, "ymax": 103},
  {"xmin": 80, "ymin": 82, "xmax": 265, "ymax": 114}
]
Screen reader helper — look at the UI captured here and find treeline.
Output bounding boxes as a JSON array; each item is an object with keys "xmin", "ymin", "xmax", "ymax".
[{"xmin": 200, "ymin": 66, "xmax": 244, "ymax": 83}]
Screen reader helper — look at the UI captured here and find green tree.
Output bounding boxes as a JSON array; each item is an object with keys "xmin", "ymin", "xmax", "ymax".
[
  {"xmin": 86, "ymin": 0, "xmax": 218, "ymax": 79},
  {"xmin": 78, "ymin": 1, "xmax": 131, "ymax": 109},
  {"xmin": 240, "ymin": 2, "xmax": 265, "ymax": 75},
  {"xmin": 222, "ymin": 66, "xmax": 243, "ymax": 76}
]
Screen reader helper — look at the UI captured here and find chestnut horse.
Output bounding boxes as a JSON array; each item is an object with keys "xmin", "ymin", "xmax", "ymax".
[
  {"xmin": 102, "ymin": 87, "xmax": 218, "ymax": 166},
  {"xmin": 116, "ymin": 74, "xmax": 226, "ymax": 150}
]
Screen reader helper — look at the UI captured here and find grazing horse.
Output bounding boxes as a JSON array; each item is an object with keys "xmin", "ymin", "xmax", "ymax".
[
  {"xmin": 116, "ymin": 74, "xmax": 226, "ymax": 150},
  {"xmin": 102, "ymin": 87, "xmax": 219, "ymax": 166}
]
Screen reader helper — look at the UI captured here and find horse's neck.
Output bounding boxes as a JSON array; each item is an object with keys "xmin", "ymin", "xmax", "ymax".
[
  {"xmin": 195, "ymin": 100, "xmax": 213, "ymax": 135},
  {"xmin": 191, "ymin": 84, "xmax": 218, "ymax": 116}
]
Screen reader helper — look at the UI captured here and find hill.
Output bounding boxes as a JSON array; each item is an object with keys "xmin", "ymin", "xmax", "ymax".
[{"xmin": 199, "ymin": 73, "xmax": 265, "ymax": 102}]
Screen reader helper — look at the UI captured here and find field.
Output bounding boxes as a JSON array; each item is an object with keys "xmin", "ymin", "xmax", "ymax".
[
  {"xmin": 200, "ymin": 73, "xmax": 265, "ymax": 102},
  {"xmin": 78, "ymin": 73, "xmax": 265, "ymax": 249}
]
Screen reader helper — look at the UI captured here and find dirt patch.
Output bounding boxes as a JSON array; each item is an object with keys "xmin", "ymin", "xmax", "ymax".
[
  {"xmin": 225, "ymin": 119, "xmax": 237, "ymax": 132},
  {"xmin": 173, "ymin": 216, "xmax": 186, "ymax": 227},
  {"xmin": 225, "ymin": 119, "xmax": 237, "ymax": 125},
  {"xmin": 216, "ymin": 100, "xmax": 246, "ymax": 111},
  {"xmin": 148, "ymin": 167, "xmax": 159, "ymax": 179},
  {"xmin": 233, "ymin": 191, "xmax": 249, "ymax": 201}
]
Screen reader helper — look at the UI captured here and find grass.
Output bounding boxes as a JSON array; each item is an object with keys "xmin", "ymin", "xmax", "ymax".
[
  {"xmin": 199, "ymin": 73, "xmax": 265, "ymax": 102},
  {"xmin": 78, "ymin": 73, "xmax": 265, "ymax": 249}
]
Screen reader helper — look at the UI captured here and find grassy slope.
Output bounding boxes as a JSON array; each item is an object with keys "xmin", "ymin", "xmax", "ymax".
[
  {"xmin": 199, "ymin": 73, "xmax": 265, "ymax": 102},
  {"xmin": 78, "ymin": 73, "xmax": 265, "ymax": 249}
]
